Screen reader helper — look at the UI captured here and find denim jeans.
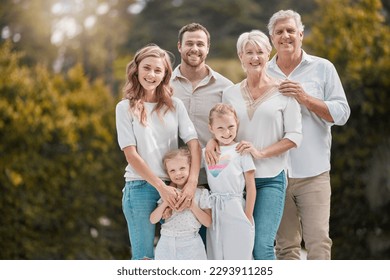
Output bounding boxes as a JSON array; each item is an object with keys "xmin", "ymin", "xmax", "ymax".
[
  {"xmin": 122, "ymin": 180, "xmax": 160, "ymax": 260},
  {"xmin": 253, "ymin": 170, "xmax": 286, "ymax": 260}
]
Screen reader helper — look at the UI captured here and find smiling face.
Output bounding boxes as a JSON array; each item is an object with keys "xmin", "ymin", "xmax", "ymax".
[
  {"xmin": 137, "ymin": 56, "xmax": 166, "ymax": 96},
  {"xmin": 209, "ymin": 113, "xmax": 238, "ymax": 146},
  {"xmin": 239, "ymin": 42, "xmax": 269, "ymax": 74},
  {"xmin": 271, "ymin": 17, "xmax": 303, "ymax": 56},
  {"xmin": 165, "ymin": 155, "xmax": 190, "ymax": 189},
  {"xmin": 178, "ymin": 30, "xmax": 209, "ymax": 68}
]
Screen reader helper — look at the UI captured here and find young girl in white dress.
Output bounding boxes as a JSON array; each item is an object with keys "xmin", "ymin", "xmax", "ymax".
[
  {"xmin": 204, "ymin": 103, "xmax": 256, "ymax": 260},
  {"xmin": 150, "ymin": 148, "xmax": 212, "ymax": 260}
]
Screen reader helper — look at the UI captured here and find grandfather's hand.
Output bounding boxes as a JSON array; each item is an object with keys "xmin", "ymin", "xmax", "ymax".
[{"xmin": 278, "ymin": 80, "xmax": 307, "ymax": 104}]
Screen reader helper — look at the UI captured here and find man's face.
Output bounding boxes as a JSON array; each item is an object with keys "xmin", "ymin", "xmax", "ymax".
[
  {"xmin": 271, "ymin": 18, "xmax": 303, "ymax": 55},
  {"xmin": 178, "ymin": 30, "xmax": 209, "ymax": 67}
]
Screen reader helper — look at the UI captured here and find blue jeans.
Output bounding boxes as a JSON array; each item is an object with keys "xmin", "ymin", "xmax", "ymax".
[
  {"xmin": 122, "ymin": 180, "xmax": 160, "ymax": 260},
  {"xmin": 253, "ymin": 171, "xmax": 286, "ymax": 260}
]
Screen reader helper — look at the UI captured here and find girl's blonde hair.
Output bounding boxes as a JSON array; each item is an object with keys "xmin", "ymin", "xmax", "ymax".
[
  {"xmin": 208, "ymin": 103, "xmax": 239, "ymax": 126},
  {"xmin": 162, "ymin": 148, "xmax": 191, "ymax": 170},
  {"xmin": 123, "ymin": 44, "xmax": 175, "ymax": 126}
]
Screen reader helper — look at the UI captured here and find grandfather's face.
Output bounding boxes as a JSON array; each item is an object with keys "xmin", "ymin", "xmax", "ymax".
[{"xmin": 271, "ymin": 18, "xmax": 303, "ymax": 55}]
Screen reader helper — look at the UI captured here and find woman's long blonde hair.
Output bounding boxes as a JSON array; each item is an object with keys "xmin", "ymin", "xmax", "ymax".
[{"xmin": 123, "ymin": 44, "xmax": 174, "ymax": 126}]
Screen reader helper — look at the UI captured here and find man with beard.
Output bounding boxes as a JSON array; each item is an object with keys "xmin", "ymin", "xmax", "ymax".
[
  {"xmin": 172, "ymin": 23, "xmax": 233, "ymax": 194},
  {"xmin": 171, "ymin": 23, "xmax": 233, "ymax": 245}
]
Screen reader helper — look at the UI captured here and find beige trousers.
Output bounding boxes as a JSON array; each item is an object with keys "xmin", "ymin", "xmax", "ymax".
[{"xmin": 275, "ymin": 171, "xmax": 333, "ymax": 260}]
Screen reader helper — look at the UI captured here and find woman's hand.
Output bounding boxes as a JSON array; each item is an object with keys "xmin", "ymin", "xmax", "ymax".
[
  {"xmin": 236, "ymin": 140, "xmax": 261, "ymax": 158},
  {"xmin": 175, "ymin": 179, "xmax": 197, "ymax": 211},
  {"xmin": 158, "ymin": 185, "xmax": 179, "ymax": 209},
  {"xmin": 205, "ymin": 138, "xmax": 220, "ymax": 166}
]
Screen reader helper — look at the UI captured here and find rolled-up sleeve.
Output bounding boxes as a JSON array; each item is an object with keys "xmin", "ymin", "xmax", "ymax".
[
  {"xmin": 283, "ymin": 97, "xmax": 303, "ymax": 147},
  {"xmin": 324, "ymin": 64, "xmax": 351, "ymax": 126},
  {"xmin": 115, "ymin": 100, "xmax": 136, "ymax": 150},
  {"xmin": 175, "ymin": 98, "xmax": 198, "ymax": 144}
]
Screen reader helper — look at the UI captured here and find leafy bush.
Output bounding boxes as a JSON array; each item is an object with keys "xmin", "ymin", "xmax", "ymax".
[{"xmin": 0, "ymin": 41, "xmax": 129, "ymax": 259}]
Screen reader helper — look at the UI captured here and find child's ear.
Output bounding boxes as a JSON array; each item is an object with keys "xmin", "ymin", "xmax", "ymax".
[{"xmin": 208, "ymin": 124, "xmax": 213, "ymax": 133}]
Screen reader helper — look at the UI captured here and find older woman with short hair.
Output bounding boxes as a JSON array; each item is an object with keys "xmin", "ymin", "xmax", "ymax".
[{"xmin": 207, "ymin": 30, "xmax": 302, "ymax": 260}]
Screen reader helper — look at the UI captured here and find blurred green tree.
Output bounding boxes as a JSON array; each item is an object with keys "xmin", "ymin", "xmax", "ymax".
[
  {"xmin": 0, "ymin": 41, "xmax": 129, "ymax": 259},
  {"xmin": 305, "ymin": 0, "xmax": 390, "ymax": 259}
]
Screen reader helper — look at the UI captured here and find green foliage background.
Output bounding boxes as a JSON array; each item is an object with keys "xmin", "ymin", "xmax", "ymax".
[
  {"xmin": 304, "ymin": 0, "xmax": 390, "ymax": 259},
  {"xmin": 0, "ymin": 0, "xmax": 389, "ymax": 259},
  {"xmin": 0, "ymin": 42, "xmax": 129, "ymax": 259}
]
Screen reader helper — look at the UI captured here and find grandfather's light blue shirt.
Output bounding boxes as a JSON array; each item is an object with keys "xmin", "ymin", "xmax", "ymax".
[{"xmin": 267, "ymin": 50, "xmax": 350, "ymax": 178}]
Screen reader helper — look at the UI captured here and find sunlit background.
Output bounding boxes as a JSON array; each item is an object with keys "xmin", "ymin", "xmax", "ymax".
[{"xmin": 0, "ymin": 0, "xmax": 389, "ymax": 260}]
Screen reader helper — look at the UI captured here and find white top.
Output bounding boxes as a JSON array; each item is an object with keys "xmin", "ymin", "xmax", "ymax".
[
  {"xmin": 223, "ymin": 81, "xmax": 302, "ymax": 178},
  {"xmin": 267, "ymin": 50, "xmax": 350, "ymax": 178},
  {"xmin": 115, "ymin": 97, "xmax": 198, "ymax": 181},
  {"xmin": 203, "ymin": 143, "xmax": 256, "ymax": 194},
  {"xmin": 203, "ymin": 144, "xmax": 255, "ymax": 237},
  {"xmin": 159, "ymin": 187, "xmax": 211, "ymax": 237}
]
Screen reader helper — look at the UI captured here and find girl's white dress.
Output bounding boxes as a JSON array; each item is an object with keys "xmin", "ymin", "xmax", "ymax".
[
  {"xmin": 155, "ymin": 187, "xmax": 210, "ymax": 260},
  {"xmin": 204, "ymin": 143, "xmax": 256, "ymax": 260}
]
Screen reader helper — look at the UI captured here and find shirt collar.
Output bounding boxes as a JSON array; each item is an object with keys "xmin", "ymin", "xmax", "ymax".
[
  {"xmin": 268, "ymin": 49, "xmax": 312, "ymax": 71},
  {"xmin": 172, "ymin": 64, "xmax": 215, "ymax": 81}
]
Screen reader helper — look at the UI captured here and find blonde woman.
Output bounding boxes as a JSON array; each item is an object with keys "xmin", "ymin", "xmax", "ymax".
[{"xmin": 116, "ymin": 44, "xmax": 201, "ymax": 260}]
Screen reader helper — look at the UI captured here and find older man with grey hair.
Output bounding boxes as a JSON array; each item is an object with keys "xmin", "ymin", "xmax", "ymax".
[{"xmin": 266, "ymin": 10, "xmax": 350, "ymax": 260}]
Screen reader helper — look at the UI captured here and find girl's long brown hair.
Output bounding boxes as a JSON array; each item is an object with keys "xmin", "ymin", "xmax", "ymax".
[{"xmin": 123, "ymin": 44, "xmax": 174, "ymax": 126}]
